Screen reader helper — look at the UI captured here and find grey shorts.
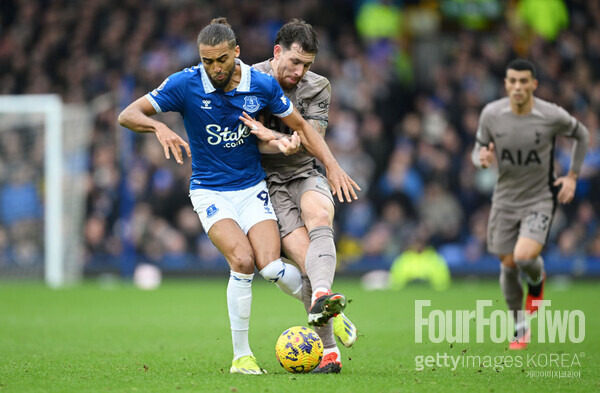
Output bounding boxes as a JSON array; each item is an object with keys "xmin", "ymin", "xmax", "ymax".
[
  {"xmin": 487, "ymin": 199, "xmax": 555, "ymax": 255},
  {"xmin": 268, "ymin": 170, "xmax": 333, "ymax": 237}
]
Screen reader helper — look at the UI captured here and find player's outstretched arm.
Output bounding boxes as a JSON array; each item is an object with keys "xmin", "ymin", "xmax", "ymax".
[
  {"xmin": 118, "ymin": 97, "xmax": 191, "ymax": 165},
  {"xmin": 258, "ymin": 132, "xmax": 301, "ymax": 155},
  {"xmin": 238, "ymin": 112, "xmax": 301, "ymax": 155},
  {"xmin": 239, "ymin": 111, "xmax": 285, "ymax": 142},
  {"xmin": 280, "ymin": 107, "xmax": 360, "ymax": 202}
]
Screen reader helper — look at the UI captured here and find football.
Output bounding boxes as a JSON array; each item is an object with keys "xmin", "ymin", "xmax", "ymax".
[{"xmin": 275, "ymin": 326, "xmax": 323, "ymax": 373}]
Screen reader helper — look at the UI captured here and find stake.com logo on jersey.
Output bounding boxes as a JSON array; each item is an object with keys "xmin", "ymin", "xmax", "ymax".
[
  {"xmin": 414, "ymin": 300, "xmax": 585, "ymax": 344},
  {"xmin": 205, "ymin": 123, "xmax": 252, "ymax": 149}
]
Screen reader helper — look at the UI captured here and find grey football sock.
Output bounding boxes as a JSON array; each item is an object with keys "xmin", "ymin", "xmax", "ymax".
[
  {"xmin": 314, "ymin": 319, "xmax": 336, "ymax": 349},
  {"xmin": 500, "ymin": 264, "xmax": 524, "ymax": 323},
  {"xmin": 301, "ymin": 274, "xmax": 312, "ymax": 313},
  {"xmin": 305, "ymin": 226, "xmax": 336, "ymax": 291},
  {"xmin": 514, "ymin": 256, "xmax": 544, "ymax": 283}
]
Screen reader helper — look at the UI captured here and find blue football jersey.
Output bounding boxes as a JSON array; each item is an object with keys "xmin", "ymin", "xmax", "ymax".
[{"xmin": 145, "ymin": 59, "xmax": 293, "ymax": 191}]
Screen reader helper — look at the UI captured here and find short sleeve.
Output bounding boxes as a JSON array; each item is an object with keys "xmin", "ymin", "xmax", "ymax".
[
  {"xmin": 552, "ymin": 103, "xmax": 578, "ymax": 137},
  {"xmin": 266, "ymin": 77, "xmax": 293, "ymax": 118},
  {"xmin": 303, "ymin": 83, "xmax": 331, "ymax": 122},
  {"xmin": 145, "ymin": 71, "xmax": 187, "ymax": 114}
]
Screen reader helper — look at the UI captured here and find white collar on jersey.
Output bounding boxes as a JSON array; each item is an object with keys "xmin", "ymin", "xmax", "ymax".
[{"xmin": 199, "ymin": 58, "xmax": 251, "ymax": 94}]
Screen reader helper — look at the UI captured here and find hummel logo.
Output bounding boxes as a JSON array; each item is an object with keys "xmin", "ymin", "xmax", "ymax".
[
  {"xmin": 496, "ymin": 132, "xmax": 507, "ymax": 138},
  {"xmin": 201, "ymin": 99, "xmax": 212, "ymax": 110}
]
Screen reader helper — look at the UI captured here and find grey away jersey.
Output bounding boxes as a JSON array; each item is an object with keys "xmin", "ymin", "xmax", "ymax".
[
  {"xmin": 252, "ymin": 59, "xmax": 331, "ymax": 183},
  {"xmin": 476, "ymin": 97, "xmax": 579, "ymax": 209}
]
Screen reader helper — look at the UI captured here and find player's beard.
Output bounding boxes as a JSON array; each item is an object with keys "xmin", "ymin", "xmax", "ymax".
[{"xmin": 209, "ymin": 64, "xmax": 235, "ymax": 89}]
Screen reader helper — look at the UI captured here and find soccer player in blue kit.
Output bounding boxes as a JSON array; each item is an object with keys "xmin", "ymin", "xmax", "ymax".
[{"xmin": 118, "ymin": 18, "xmax": 359, "ymax": 374}]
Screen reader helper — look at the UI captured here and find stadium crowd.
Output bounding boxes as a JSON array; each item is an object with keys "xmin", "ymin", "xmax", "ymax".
[{"xmin": 1, "ymin": 0, "xmax": 599, "ymax": 275}]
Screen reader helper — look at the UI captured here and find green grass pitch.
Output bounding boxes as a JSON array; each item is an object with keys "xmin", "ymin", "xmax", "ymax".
[{"xmin": 1, "ymin": 277, "xmax": 598, "ymax": 392}]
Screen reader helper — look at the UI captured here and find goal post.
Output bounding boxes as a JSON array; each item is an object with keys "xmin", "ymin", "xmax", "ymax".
[{"xmin": 0, "ymin": 95, "xmax": 91, "ymax": 288}]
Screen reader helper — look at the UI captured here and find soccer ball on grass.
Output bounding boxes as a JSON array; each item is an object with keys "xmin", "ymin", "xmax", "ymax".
[{"xmin": 275, "ymin": 326, "xmax": 323, "ymax": 373}]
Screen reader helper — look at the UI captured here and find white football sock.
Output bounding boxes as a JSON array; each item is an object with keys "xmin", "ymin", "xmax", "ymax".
[
  {"xmin": 259, "ymin": 259, "xmax": 303, "ymax": 301},
  {"xmin": 227, "ymin": 270, "xmax": 254, "ymax": 360}
]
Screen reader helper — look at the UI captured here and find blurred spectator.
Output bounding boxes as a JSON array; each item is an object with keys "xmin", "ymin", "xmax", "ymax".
[
  {"xmin": 0, "ymin": 164, "xmax": 42, "ymax": 226},
  {"xmin": 418, "ymin": 182, "xmax": 463, "ymax": 244},
  {"xmin": 389, "ymin": 226, "xmax": 451, "ymax": 291},
  {"xmin": 588, "ymin": 229, "xmax": 600, "ymax": 264},
  {"xmin": 375, "ymin": 145, "xmax": 423, "ymax": 204},
  {"xmin": 517, "ymin": 0, "xmax": 569, "ymax": 41},
  {"xmin": 1, "ymin": 0, "xmax": 598, "ymax": 275}
]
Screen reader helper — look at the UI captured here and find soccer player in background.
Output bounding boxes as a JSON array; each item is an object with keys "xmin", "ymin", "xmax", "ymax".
[
  {"xmin": 118, "ymin": 18, "xmax": 359, "ymax": 374},
  {"xmin": 240, "ymin": 19, "xmax": 358, "ymax": 373},
  {"xmin": 472, "ymin": 59, "xmax": 589, "ymax": 350}
]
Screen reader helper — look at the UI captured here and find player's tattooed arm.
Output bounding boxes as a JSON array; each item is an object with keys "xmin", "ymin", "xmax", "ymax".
[
  {"xmin": 269, "ymin": 129, "xmax": 288, "ymax": 140},
  {"xmin": 257, "ymin": 131, "xmax": 301, "ymax": 155},
  {"xmin": 296, "ymin": 119, "xmax": 328, "ymax": 155},
  {"xmin": 281, "ymin": 107, "xmax": 360, "ymax": 202}
]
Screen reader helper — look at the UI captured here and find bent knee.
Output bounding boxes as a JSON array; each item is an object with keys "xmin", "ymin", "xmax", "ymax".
[
  {"xmin": 229, "ymin": 251, "xmax": 255, "ymax": 274},
  {"xmin": 499, "ymin": 254, "xmax": 516, "ymax": 267},
  {"xmin": 513, "ymin": 251, "xmax": 540, "ymax": 262},
  {"xmin": 303, "ymin": 208, "xmax": 332, "ymax": 228}
]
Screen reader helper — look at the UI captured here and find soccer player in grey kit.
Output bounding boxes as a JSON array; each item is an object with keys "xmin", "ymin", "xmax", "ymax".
[
  {"xmin": 240, "ymin": 19, "xmax": 358, "ymax": 373},
  {"xmin": 472, "ymin": 59, "xmax": 589, "ymax": 349}
]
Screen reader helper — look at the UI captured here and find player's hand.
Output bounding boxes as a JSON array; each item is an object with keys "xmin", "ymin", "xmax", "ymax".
[
  {"xmin": 239, "ymin": 112, "xmax": 275, "ymax": 142},
  {"xmin": 154, "ymin": 123, "xmax": 191, "ymax": 164},
  {"xmin": 479, "ymin": 142, "xmax": 495, "ymax": 168},
  {"xmin": 325, "ymin": 163, "xmax": 361, "ymax": 203},
  {"xmin": 554, "ymin": 174, "xmax": 577, "ymax": 204},
  {"xmin": 276, "ymin": 131, "xmax": 301, "ymax": 155}
]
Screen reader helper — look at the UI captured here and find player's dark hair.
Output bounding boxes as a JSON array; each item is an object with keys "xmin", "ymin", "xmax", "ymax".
[
  {"xmin": 197, "ymin": 17, "xmax": 236, "ymax": 49},
  {"xmin": 506, "ymin": 59, "xmax": 537, "ymax": 79},
  {"xmin": 275, "ymin": 19, "xmax": 319, "ymax": 55}
]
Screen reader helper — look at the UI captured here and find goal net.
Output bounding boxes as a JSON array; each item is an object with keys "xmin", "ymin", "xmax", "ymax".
[{"xmin": 0, "ymin": 95, "xmax": 92, "ymax": 287}]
